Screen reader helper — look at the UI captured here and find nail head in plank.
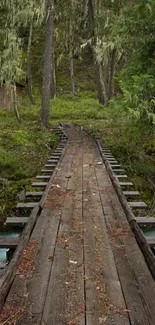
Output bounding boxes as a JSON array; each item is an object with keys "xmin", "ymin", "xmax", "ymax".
[
  {"xmin": 16, "ymin": 202, "xmax": 38, "ymax": 209},
  {"xmin": 0, "ymin": 237, "xmax": 19, "ymax": 248},
  {"xmin": 5, "ymin": 217, "xmax": 28, "ymax": 226},
  {"xmin": 129, "ymin": 202, "xmax": 147, "ymax": 209}
]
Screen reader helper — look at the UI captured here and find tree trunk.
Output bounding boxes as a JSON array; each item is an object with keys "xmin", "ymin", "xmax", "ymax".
[
  {"xmin": 69, "ymin": 54, "xmax": 76, "ymax": 93},
  {"xmin": 50, "ymin": 2, "xmax": 56, "ymax": 99},
  {"xmin": 88, "ymin": 0, "xmax": 94, "ymax": 37},
  {"xmin": 27, "ymin": 17, "xmax": 35, "ymax": 105},
  {"xmin": 12, "ymin": 83, "xmax": 21, "ymax": 122},
  {"xmin": 108, "ymin": 48, "xmax": 116, "ymax": 99},
  {"xmin": 50, "ymin": 49, "xmax": 56, "ymax": 99},
  {"xmin": 97, "ymin": 62, "xmax": 108, "ymax": 105},
  {"xmin": 40, "ymin": 0, "xmax": 54, "ymax": 127}
]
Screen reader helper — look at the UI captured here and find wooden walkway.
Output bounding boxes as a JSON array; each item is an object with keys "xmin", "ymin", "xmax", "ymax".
[{"xmin": 1, "ymin": 127, "xmax": 155, "ymax": 325}]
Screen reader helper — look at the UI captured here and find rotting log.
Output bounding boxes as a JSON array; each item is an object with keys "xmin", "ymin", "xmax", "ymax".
[
  {"xmin": 97, "ymin": 139, "xmax": 155, "ymax": 280},
  {"xmin": 0, "ymin": 205, "xmax": 40, "ymax": 310}
]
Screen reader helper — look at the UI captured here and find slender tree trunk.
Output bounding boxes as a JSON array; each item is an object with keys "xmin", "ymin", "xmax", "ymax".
[
  {"xmin": 97, "ymin": 62, "xmax": 108, "ymax": 105},
  {"xmin": 108, "ymin": 48, "xmax": 116, "ymax": 99},
  {"xmin": 88, "ymin": 0, "xmax": 95, "ymax": 37},
  {"xmin": 50, "ymin": 1, "xmax": 56, "ymax": 99},
  {"xmin": 27, "ymin": 17, "xmax": 35, "ymax": 105},
  {"xmin": 69, "ymin": 54, "xmax": 76, "ymax": 93},
  {"xmin": 12, "ymin": 83, "xmax": 20, "ymax": 122},
  {"xmin": 40, "ymin": 0, "xmax": 54, "ymax": 127},
  {"xmin": 50, "ymin": 49, "xmax": 56, "ymax": 99}
]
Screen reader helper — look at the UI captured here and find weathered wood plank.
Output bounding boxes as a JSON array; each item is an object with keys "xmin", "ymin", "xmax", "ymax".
[
  {"xmin": 0, "ymin": 237, "xmax": 19, "ymax": 248},
  {"xmin": 136, "ymin": 217, "xmax": 155, "ymax": 225},
  {"xmin": 116, "ymin": 175, "xmax": 128, "ymax": 178},
  {"xmin": 123, "ymin": 191, "xmax": 140, "ymax": 196},
  {"xmin": 5, "ymin": 217, "xmax": 28, "ymax": 226},
  {"xmin": 129, "ymin": 202, "xmax": 147, "ymax": 208},
  {"xmin": 119, "ymin": 182, "xmax": 133, "ymax": 186},
  {"xmin": 146, "ymin": 237, "xmax": 155, "ymax": 247},
  {"xmin": 32, "ymin": 182, "xmax": 48, "ymax": 187},
  {"xmin": 36, "ymin": 175, "xmax": 50, "ymax": 180},
  {"xmin": 25, "ymin": 191, "xmax": 44, "ymax": 197},
  {"xmin": 16, "ymin": 202, "xmax": 38, "ymax": 209}
]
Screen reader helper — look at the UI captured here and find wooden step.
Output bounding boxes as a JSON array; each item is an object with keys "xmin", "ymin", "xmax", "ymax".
[
  {"xmin": 111, "ymin": 165, "xmax": 121, "ymax": 168},
  {"xmin": 129, "ymin": 202, "xmax": 147, "ymax": 209},
  {"xmin": 113, "ymin": 169, "xmax": 125, "ymax": 172},
  {"xmin": 16, "ymin": 202, "xmax": 38, "ymax": 209},
  {"xmin": 119, "ymin": 182, "xmax": 133, "ymax": 186},
  {"xmin": 50, "ymin": 155, "xmax": 61, "ymax": 159},
  {"xmin": 0, "ymin": 237, "xmax": 19, "ymax": 248},
  {"xmin": 136, "ymin": 217, "xmax": 155, "ymax": 225},
  {"xmin": 5, "ymin": 217, "xmax": 28, "ymax": 226},
  {"xmin": 123, "ymin": 191, "xmax": 140, "ymax": 197},
  {"xmin": 109, "ymin": 161, "xmax": 118, "ymax": 164},
  {"xmin": 32, "ymin": 182, "xmax": 48, "ymax": 187},
  {"xmin": 36, "ymin": 176, "xmax": 50, "ymax": 180},
  {"xmin": 47, "ymin": 160, "xmax": 59, "ymax": 163},
  {"xmin": 116, "ymin": 175, "xmax": 128, "ymax": 178},
  {"xmin": 41, "ymin": 170, "xmax": 54, "ymax": 173},
  {"xmin": 145, "ymin": 237, "xmax": 155, "ymax": 247},
  {"xmin": 25, "ymin": 191, "xmax": 44, "ymax": 197},
  {"xmin": 45, "ymin": 164, "xmax": 56, "ymax": 168}
]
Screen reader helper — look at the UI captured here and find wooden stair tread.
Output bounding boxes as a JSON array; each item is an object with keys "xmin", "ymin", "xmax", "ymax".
[
  {"xmin": 123, "ymin": 191, "xmax": 140, "ymax": 196},
  {"xmin": 113, "ymin": 169, "xmax": 125, "ymax": 172},
  {"xmin": 136, "ymin": 217, "xmax": 155, "ymax": 225},
  {"xmin": 5, "ymin": 217, "xmax": 28, "ymax": 226},
  {"xmin": 119, "ymin": 182, "xmax": 133, "ymax": 186},
  {"xmin": 44, "ymin": 164, "xmax": 56, "ymax": 168},
  {"xmin": 0, "ymin": 237, "xmax": 19, "ymax": 248},
  {"xmin": 16, "ymin": 202, "xmax": 38, "ymax": 209},
  {"xmin": 32, "ymin": 182, "xmax": 48, "ymax": 187},
  {"xmin": 129, "ymin": 202, "xmax": 147, "ymax": 208},
  {"xmin": 47, "ymin": 160, "xmax": 59, "ymax": 163},
  {"xmin": 145, "ymin": 237, "xmax": 155, "ymax": 247},
  {"xmin": 25, "ymin": 191, "xmax": 44, "ymax": 197},
  {"xmin": 116, "ymin": 175, "xmax": 128, "ymax": 178},
  {"xmin": 36, "ymin": 176, "xmax": 50, "ymax": 179}
]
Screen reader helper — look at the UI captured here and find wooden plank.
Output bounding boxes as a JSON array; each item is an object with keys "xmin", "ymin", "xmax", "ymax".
[
  {"xmin": 47, "ymin": 159, "xmax": 59, "ymax": 163},
  {"xmin": 41, "ymin": 170, "xmax": 54, "ymax": 173},
  {"xmin": 44, "ymin": 164, "xmax": 56, "ymax": 168},
  {"xmin": 145, "ymin": 237, "xmax": 155, "ymax": 247},
  {"xmin": 116, "ymin": 175, "xmax": 128, "ymax": 178},
  {"xmin": 0, "ymin": 237, "xmax": 19, "ymax": 248},
  {"xmin": 32, "ymin": 182, "xmax": 48, "ymax": 187},
  {"xmin": 16, "ymin": 202, "xmax": 38, "ymax": 209},
  {"xmin": 119, "ymin": 182, "xmax": 133, "ymax": 186},
  {"xmin": 5, "ymin": 217, "xmax": 28, "ymax": 226},
  {"xmin": 94, "ymin": 148, "xmax": 155, "ymax": 325},
  {"xmin": 136, "ymin": 217, "xmax": 155, "ymax": 225},
  {"xmin": 25, "ymin": 191, "xmax": 44, "ymax": 197},
  {"xmin": 111, "ymin": 164, "xmax": 121, "ymax": 168},
  {"xmin": 129, "ymin": 202, "xmax": 147, "ymax": 208},
  {"xmin": 36, "ymin": 175, "xmax": 50, "ymax": 180},
  {"xmin": 123, "ymin": 191, "xmax": 140, "ymax": 196},
  {"xmin": 83, "ymin": 141, "xmax": 129, "ymax": 325},
  {"xmin": 113, "ymin": 169, "xmax": 125, "ymax": 172},
  {"xmin": 108, "ymin": 160, "xmax": 118, "ymax": 163}
]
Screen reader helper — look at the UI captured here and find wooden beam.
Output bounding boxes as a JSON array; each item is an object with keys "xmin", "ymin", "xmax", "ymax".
[
  {"xmin": 123, "ymin": 191, "xmax": 140, "ymax": 197},
  {"xmin": 0, "ymin": 237, "xmax": 19, "ymax": 249},
  {"xmin": 119, "ymin": 182, "xmax": 133, "ymax": 186},
  {"xmin": 25, "ymin": 192, "xmax": 44, "ymax": 197},
  {"xmin": 5, "ymin": 217, "xmax": 28, "ymax": 226},
  {"xmin": 136, "ymin": 217, "xmax": 155, "ymax": 225},
  {"xmin": 116, "ymin": 175, "xmax": 128, "ymax": 178},
  {"xmin": 32, "ymin": 182, "xmax": 48, "ymax": 187},
  {"xmin": 113, "ymin": 169, "xmax": 125, "ymax": 172},
  {"xmin": 129, "ymin": 202, "xmax": 147, "ymax": 209},
  {"xmin": 16, "ymin": 202, "xmax": 38, "ymax": 209}
]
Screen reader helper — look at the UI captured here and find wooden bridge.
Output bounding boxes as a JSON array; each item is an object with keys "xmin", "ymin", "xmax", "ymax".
[{"xmin": 0, "ymin": 126, "xmax": 155, "ymax": 325}]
